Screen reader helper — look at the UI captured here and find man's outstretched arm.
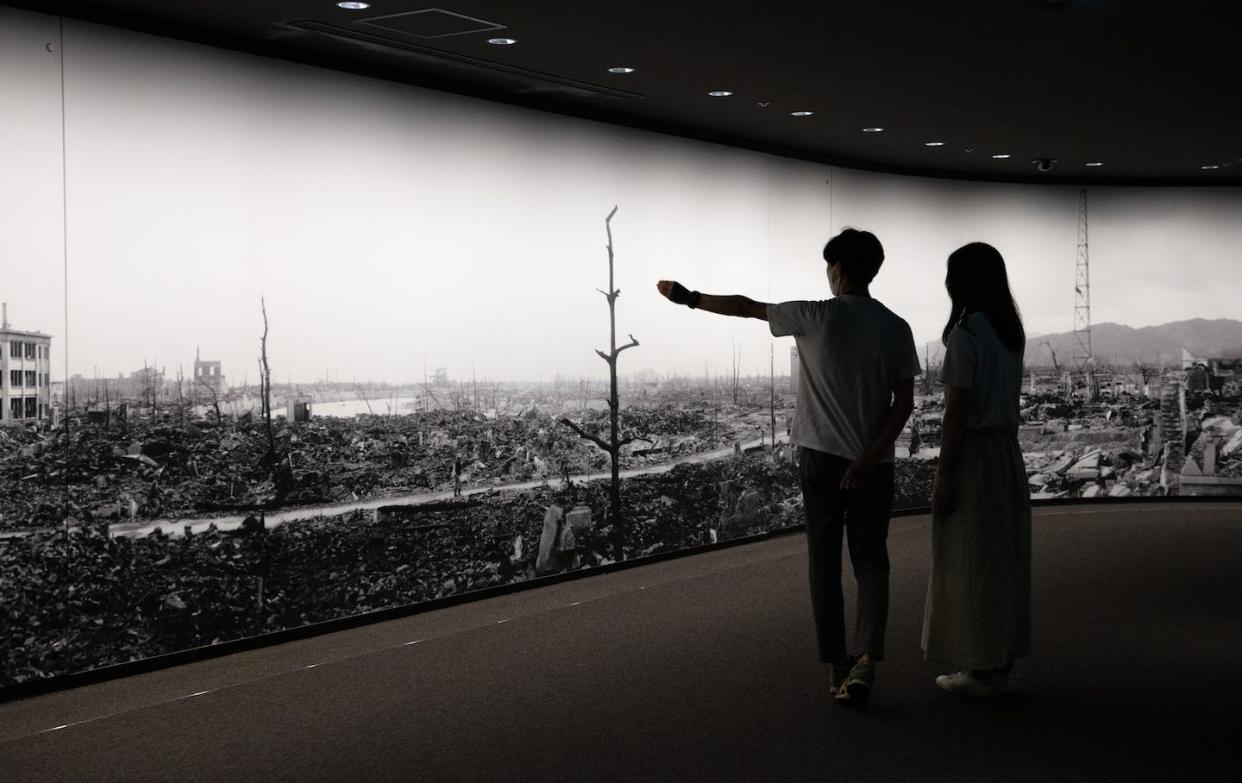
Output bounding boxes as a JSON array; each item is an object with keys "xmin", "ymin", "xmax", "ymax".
[{"xmin": 657, "ymin": 280, "xmax": 769, "ymax": 320}]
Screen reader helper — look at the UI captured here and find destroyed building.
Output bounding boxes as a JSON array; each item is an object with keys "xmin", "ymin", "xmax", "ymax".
[
  {"xmin": 192, "ymin": 346, "xmax": 226, "ymax": 401},
  {"xmin": 0, "ymin": 303, "xmax": 53, "ymax": 425},
  {"xmin": 66, "ymin": 366, "xmax": 166, "ymax": 405}
]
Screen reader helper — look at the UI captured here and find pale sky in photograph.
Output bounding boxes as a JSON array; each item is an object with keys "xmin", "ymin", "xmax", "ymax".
[{"xmin": 3, "ymin": 7, "xmax": 1240, "ymax": 386}]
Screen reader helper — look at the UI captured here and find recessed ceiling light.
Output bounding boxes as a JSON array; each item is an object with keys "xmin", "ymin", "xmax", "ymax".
[
  {"xmin": 1201, "ymin": 164, "xmax": 1220, "ymax": 170},
  {"xmin": 791, "ymin": 111, "xmax": 814, "ymax": 117},
  {"xmin": 337, "ymin": 1, "xmax": 369, "ymax": 8},
  {"xmin": 1085, "ymin": 162, "xmax": 1104, "ymax": 167},
  {"xmin": 708, "ymin": 90, "xmax": 733, "ymax": 97},
  {"xmin": 487, "ymin": 37, "xmax": 517, "ymax": 46},
  {"xmin": 608, "ymin": 67, "xmax": 635, "ymax": 74},
  {"xmin": 992, "ymin": 154, "xmax": 1011, "ymax": 159},
  {"xmin": 924, "ymin": 141, "xmax": 945, "ymax": 147},
  {"xmin": 862, "ymin": 127, "xmax": 884, "ymax": 133}
]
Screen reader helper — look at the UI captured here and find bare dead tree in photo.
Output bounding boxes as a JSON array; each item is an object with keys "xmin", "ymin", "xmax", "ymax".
[
  {"xmin": 1044, "ymin": 341, "xmax": 1061, "ymax": 374},
  {"xmin": 731, "ymin": 339, "xmax": 741, "ymax": 405},
  {"xmin": 355, "ymin": 383, "xmax": 374, "ymax": 415},
  {"xmin": 449, "ymin": 382, "xmax": 466, "ymax": 411},
  {"xmin": 143, "ymin": 359, "xmax": 152, "ymax": 413},
  {"xmin": 260, "ymin": 296, "xmax": 276, "ymax": 465},
  {"xmin": 421, "ymin": 380, "xmax": 443, "ymax": 411},
  {"xmin": 713, "ymin": 384, "xmax": 719, "ymax": 447},
  {"xmin": 176, "ymin": 364, "xmax": 186, "ymax": 428},
  {"xmin": 196, "ymin": 375, "xmax": 223, "ymax": 427},
  {"xmin": 560, "ymin": 206, "xmax": 639, "ymax": 561}
]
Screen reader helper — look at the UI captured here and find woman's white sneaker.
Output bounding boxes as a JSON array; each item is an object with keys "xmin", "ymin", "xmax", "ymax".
[{"xmin": 934, "ymin": 671, "xmax": 996, "ymax": 698}]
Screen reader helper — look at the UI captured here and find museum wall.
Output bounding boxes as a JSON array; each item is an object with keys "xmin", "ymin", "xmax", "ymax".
[{"xmin": 2, "ymin": 4, "xmax": 1240, "ymax": 686}]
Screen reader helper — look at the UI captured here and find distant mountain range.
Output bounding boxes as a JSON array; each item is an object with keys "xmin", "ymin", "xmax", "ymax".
[{"xmin": 921, "ymin": 318, "xmax": 1242, "ymax": 369}]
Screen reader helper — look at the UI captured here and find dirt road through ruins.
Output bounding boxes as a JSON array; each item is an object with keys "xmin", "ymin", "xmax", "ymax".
[{"xmin": 84, "ymin": 431, "xmax": 791, "ymax": 538}]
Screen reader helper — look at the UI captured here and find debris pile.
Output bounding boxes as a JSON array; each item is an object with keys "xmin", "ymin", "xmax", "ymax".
[
  {"xmin": 0, "ymin": 451, "xmax": 802, "ymax": 686},
  {"xmin": 0, "ymin": 405, "xmax": 741, "ymax": 532},
  {"xmin": 1181, "ymin": 415, "xmax": 1242, "ymax": 492},
  {"xmin": 5, "ymin": 373, "xmax": 1236, "ymax": 685}
]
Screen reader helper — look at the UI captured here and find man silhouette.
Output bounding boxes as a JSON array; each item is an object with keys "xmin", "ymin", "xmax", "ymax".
[{"xmin": 657, "ymin": 228, "xmax": 920, "ymax": 708}]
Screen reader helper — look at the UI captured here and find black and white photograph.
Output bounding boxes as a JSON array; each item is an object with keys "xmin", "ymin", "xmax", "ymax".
[{"xmin": 2, "ymin": 1, "xmax": 1241, "ymax": 781}]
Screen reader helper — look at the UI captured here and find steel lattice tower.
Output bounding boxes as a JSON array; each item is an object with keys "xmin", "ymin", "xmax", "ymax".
[{"xmin": 1073, "ymin": 188, "xmax": 1093, "ymax": 370}]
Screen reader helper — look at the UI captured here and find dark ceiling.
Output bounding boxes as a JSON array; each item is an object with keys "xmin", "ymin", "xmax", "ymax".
[{"xmin": 11, "ymin": 0, "xmax": 1242, "ymax": 185}]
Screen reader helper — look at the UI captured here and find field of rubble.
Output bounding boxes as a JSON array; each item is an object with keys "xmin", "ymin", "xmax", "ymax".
[
  {"xmin": 5, "ymin": 382, "xmax": 1238, "ymax": 686},
  {"xmin": 0, "ymin": 403, "xmax": 768, "ymax": 532},
  {"xmin": 0, "ymin": 455, "xmax": 701, "ymax": 684},
  {"xmin": 1014, "ymin": 394, "xmax": 1242, "ymax": 499},
  {"xmin": 0, "ymin": 444, "xmax": 942, "ymax": 686}
]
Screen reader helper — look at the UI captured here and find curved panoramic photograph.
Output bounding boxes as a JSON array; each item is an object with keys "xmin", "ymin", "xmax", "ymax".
[{"xmin": 2, "ymin": 2, "xmax": 1240, "ymax": 781}]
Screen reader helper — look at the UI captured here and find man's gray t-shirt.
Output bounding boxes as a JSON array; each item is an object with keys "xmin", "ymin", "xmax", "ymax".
[
  {"xmin": 769, "ymin": 296, "xmax": 921, "ymax": 463},
  {"xmin": 941, "ymin": 311, "xmax": 1023, "ymax": 430}
]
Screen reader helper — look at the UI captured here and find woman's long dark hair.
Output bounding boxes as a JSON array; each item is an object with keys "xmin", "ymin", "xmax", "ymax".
[{"xmin": 941, "ymin": 242, "xmax": 1025, "ymax": 353}]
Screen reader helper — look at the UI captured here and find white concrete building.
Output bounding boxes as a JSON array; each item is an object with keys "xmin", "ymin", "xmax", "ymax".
[{"xmin": 0, "ymin": 304, "xmax": 53, "ymax": 424}]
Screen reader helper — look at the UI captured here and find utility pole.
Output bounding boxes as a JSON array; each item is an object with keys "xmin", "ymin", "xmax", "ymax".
[
  {"xmin": 1073, "ymin": 188, "xmax": 1097, "ymax": 400},
  {"xmin": 769, "ymin": 343, "xmax": 776, "ymax": 449},
  {"xmin": 922, "ymin": 344, "xmax": 932, "ymax": 395}
]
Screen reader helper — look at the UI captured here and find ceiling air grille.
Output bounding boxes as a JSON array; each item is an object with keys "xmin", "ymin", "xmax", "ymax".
[
  {"xmin": 360, "ymin": 9, "xmax": 506, "ymax": 39},
  {"xmin": 286, "ymin": 20, "xmax": 644, "ymax": 100}
]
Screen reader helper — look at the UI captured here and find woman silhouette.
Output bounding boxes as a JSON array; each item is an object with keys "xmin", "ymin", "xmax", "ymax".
[{"xmin": 922, "ymin": 242, "xmax": 1031, "ymax": 697}]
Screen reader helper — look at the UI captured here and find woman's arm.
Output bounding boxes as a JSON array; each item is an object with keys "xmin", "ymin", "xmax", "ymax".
[
  {"xmin": 657, "ymin": 280, "xmax": 769, "ymax": 320},
  {"xmin": 933, "ymin": 384, "xmax": 971, "ymax": 513}
]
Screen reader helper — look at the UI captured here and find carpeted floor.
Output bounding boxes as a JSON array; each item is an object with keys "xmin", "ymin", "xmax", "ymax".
[{"xmin": 1, "ymin": 503, "xmax": 1239, "ymax": 782}]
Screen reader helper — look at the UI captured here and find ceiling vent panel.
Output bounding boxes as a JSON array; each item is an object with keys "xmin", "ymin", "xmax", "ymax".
[
  {"xmin": 360, "ymin": 8, "xmax": 505, "ymax": 39},
  {"xmin": 286, "ymin": 20, "xmax": 645, "ymax": 100}
]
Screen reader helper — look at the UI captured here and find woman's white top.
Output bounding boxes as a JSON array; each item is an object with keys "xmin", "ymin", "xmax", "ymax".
[{"xmin": 941, "ymin": 311, "xmax": 1024, "ymax": 430}]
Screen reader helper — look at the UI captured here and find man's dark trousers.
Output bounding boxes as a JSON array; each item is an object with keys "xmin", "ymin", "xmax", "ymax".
[{"xmin": 799, "ymin": 446, "xmax": 894, "ymax": 664}]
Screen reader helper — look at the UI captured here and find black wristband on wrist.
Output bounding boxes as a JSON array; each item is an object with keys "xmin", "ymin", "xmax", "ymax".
[
  {"xmin": 687, "ymin": 290, "xmax": 701, "ymax": 309},
  {"xmin": 668, "ymin": 281, "xmax": 692, "ymax": 305}
]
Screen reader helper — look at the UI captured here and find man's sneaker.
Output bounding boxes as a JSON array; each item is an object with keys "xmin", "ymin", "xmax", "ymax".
[
  {"xmin": 843, "ymin": 658, "xmax": 876, "ymax": 709},
  {"xmin": 934, "ymin": 671, "xmax": 996, "ymax": 698},
  {"xmin": 830, "ymin": 657, "xmax": 856, "ymax": 704}
]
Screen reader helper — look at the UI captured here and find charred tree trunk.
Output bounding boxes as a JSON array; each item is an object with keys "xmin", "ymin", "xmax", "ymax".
[
  {"xmin": 356, "ymin": 384, "xmax": 373, "ymax": 415},
  {"xmin": 731, "ymin": 340, "xmax": 741, "ymax": 405},
  {"xmin": 197, "ymin": 377, "xmax": 222, "ymax": 427},
  {"xmin": 260, "ymin": 296, "xmax": 276, "ymax": 465},
  {"xmin": 560, "ymin": 206, "xmax": 639, "ymax": 562},
  {"xmin": 176, "ymin": 365, "xmax": 185, "ymax": 428}
]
